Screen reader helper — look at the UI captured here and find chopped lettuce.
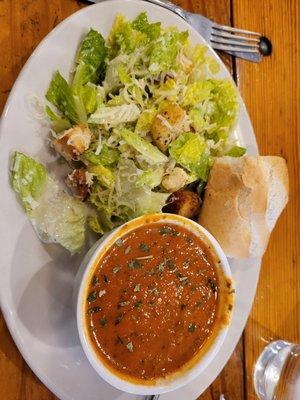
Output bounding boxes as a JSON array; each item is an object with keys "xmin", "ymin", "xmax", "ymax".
[
  {"xmin": 78, "ymin": 84, "xmax": 98, "ymax": 115},
  {"xmin": 72, "ymin": 28, "xmax": 107, "ymax": 87},
  {"xmin": 11, "ymin": 152, "xmax": 85, "ymax": 253},
  {"xmin": 135, "ymin": 109, "xmax": 157, "ymax": 135},
  {"xmin": 88, "ymin": 164, "xmax": 115, "ymax": 188},
  {"xmin": 226, "ymin": 145, "xmax": 246, "ymax": 157},
  {"xmin": 11, "ymin": 152, "xmax": 47, "ymax": 214},
  {"xmin": 120, "ymin": 128, "xmax": 168, "ymax": 164},
  {"xmin": 45, "ymin": 105, "xmax": 72, "ymax": 133},
  {"xmin": 149, "ymin": 29, "xmax": 188, "ymax": 73},
  {"xmin": 46, "ymin": 71, "xmax": 80, "ymax": 124},
  {"xmin": 131, "ymin": 12, "xmax": 161, "ymax": 41},
  {"xmin": 88, "ymin": 104, "xmax": 140, "ymax": 126},
  {"xmin": 108, "ymin": 14, "xmax": 148, "ymax": 57},
  {"xmin": 169, "ymin": 132, "xmax": 211, "ymax": 181},
  {"xmin": 87, "ymin": 215, "xmax": 104, "ymax": 235},
  {"xmin": 108, "ymin": 13, "xmax": 161, "ymax": 58},
  {"xmin": 134, "ymin": 189, "xmax": 169, "ymax": 216},
  {"xmin": 135, "ymin": 167, "xmax": 164, "ymax": 189},
  {"xmin": 182, "ymin": 80, "xmax": 214, "ymax": 107},
  {"xmin": 84, "ymin": 144, "xmax": 120, "ymax": 166}
]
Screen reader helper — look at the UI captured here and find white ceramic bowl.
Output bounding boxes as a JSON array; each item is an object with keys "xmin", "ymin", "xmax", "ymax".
[{"xmin": 76, "ymin": 214, "xmax": 233, "ymax": 395}]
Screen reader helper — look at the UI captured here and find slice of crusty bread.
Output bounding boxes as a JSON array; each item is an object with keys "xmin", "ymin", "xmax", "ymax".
[{"xmin": 198, "ymin": 156, "xmax": 289, "ymax": 259}]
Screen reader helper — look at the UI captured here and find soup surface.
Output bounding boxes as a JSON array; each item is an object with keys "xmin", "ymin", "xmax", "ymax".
[{"xmin": 85, "ymin": 222, "xmax": 228, "ymax": 381}]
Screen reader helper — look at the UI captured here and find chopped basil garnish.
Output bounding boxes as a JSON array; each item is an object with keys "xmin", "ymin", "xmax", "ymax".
[
  {"xmin": 185, "ymin": 236, "xmax": 193, "ymax": 244},
  {"xmin": 87, "ymin": 306, "xmax": 102, "ymax": 315},
  {"xmin": 91, "ymin": 275, "xmax": 98, "ymax": 285},
  {"xmin": 87, "ymin": 291, "xmax": 97, "ymax": 303},
  {"xmin": 188, "ymin": 323, "xmax": 196, "ymax": 332},
  {"xmin": 128, "ymin": 259, "xmax": 142, "ymax": 269},
  {"xmin": 126, "ymin": 341, "xmax": 134, "ymax": 352},
  {"xmin": 99, "ymin": 317, "xmax": 107, "ymax": 327},
  {"xmin": 139, "ymin": 242, "xmax": 150, "ymax": 252},
  {"xmin": 196, "ymin": 300, "xmax": 202, "ymax": 307},
  {"xmin": 183, "ymin": 259, "xmax": 190, "ymax": 268},
  {"xmin": 134, "ymin": 284, "xmax": 141, "ymax": 292},
  {"xmin": 134, "ymin": 300, "xmax": 142, "ymax": 308},
  {"xmin": 166, "ymin": 259, "xmax": 176, "ymax": 271},
  {"xmin": 159, "ymin": 226, "xmax": 179, "ymax": 236},
  {"xmin": 207, "ymin": 278, "xmax": 217, "ymax": 293},
  {"xmin": 102, "ymin": 274, "xmax": 108, "ymax": 283}
]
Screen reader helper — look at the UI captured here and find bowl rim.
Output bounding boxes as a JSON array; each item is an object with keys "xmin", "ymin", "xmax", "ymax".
[{"xmin": 76, "ymin": 214, "xmax": 233, "ymax": 395}]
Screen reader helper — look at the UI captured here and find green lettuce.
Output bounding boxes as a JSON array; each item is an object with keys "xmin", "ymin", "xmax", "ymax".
[
  {"xmin": 87, "ymin": 215, "xmax": 104, "ymax": 235},
  {"xmin": 134, "ymin": 189, "xmax": 169, "ymax": 216},
  {"xmin": 11, "ymin": 152, "xmax": 85, "ymax": 253},
  {"xmin": 84, "ymin": 144, "xmax": 120, "ymax": 166},
  {"xmin": 169, "ymin": 132, "xmax": 211, "ymax": 181},
  {"xmin": 226, "ymin": 145, "xmax": 246, "ymax": 157},
  {"xmin": 78, "ymin": 84, "xmax": 98, "ymax": 115},
  {"xmin": 182, "ymin": 80, "xmax": 214, "ymax": 107},
  {"xmin": 45, "ymin": 106, "xmax": 71, "ymax": 133},
  {"xmin": 88, "ymin": 164, "xmax": 115, "ymax": 188},
  {"xmin": 72, "ymin": 28, "xmax": 107, "ymax": 87},
  {"xmin": 135, "ymin": 168, "xmax": 164, "ymax": 189},
  {"xmin": 11, "ymin": 152, "xmax": 47, "ymax": 214},
  {"xmin": 135, "ymin": 109, "xmax": 157, "ymax": 135},
  {"xmin": 46, "ymin": 71, "xmax": 81, "ymax": 124},
  {"xmin": 149, "ymin": 29, "xmax": 188, "ymax": 73},
  {"xmin": 108, "ymin": 13, "xmax": 161, "ymax": 58},
  {"xmin": 131, "ymin": 12, "xmax": 161, "ymax": 41},
  {"xmin": 120, "ymin": 128, "xmax": 168, "ymax": 164}
]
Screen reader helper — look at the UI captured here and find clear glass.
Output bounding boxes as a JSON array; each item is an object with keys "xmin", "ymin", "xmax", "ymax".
[{"xmin": 254, "ymin": 340, "xmax": 300, "ymax": 400}]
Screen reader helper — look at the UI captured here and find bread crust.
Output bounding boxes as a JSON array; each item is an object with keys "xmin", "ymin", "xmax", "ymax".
[{"xmin": 198, "ymin": 156, "xmax": 289, "ymax": 259}]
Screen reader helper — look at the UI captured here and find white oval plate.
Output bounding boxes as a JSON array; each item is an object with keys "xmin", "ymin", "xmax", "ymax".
[{"xmin": 0, "ymin": 1, "xmax": 260, "ymax": 399}]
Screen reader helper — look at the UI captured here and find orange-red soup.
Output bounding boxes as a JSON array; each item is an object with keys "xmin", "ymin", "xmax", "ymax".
[{"xmin": 85, "ymin": 222, "xmax": 231, "ymax": 381}]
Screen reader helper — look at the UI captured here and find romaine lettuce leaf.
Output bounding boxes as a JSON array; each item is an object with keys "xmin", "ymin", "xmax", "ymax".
[
  {"xmin": 88, "ymin": 104, "xmax": 140, "ymax": 126},
  {"xmin": 88, "ymin": 164, "xmax": 115, "ymax": 188},
  {"xmin": 11, "ymin": 152, "xmax": 85, "ymax": 253},
  {"xmin": 11, "ymin": 152, "xmax": 47, "ymax": 214},
  {"xmin": 135, "ymin": 109, "xmax": 157, "ymax": 135},
  {"xmin": 87, "ymin": 215, "xmax": 104, "ymax": 235},
  {"xmin": 120, "ymin": 128, "xmax": 168, "ymax": 164},
  {"xmin": 84, "ymin": 144, "xmax": 120, "ymax": 166},
  {"xmin": 46, "ymin": 71, "xmax": 80, "ymax": 124},
  {"xmin": 134, "ymin": 189, "xmax": 169, "ymax": 216},
  {"xmin": 182, "ymin": 80, "xmax": 214, "ymax": 107},
  {"xmin": 169, "ymin": 132, "xmax": 211, "ymax": 181},
  {"xmin": 131, "ymin": 12, "xmax": 161, "ymax": 41},
  {"xmin": 108, "ymin": 14, "xmax": 148, "ymax": 57},
  {"xmin": 78, "ymin": 84, "xmax": 98, "ymax": 115},
  {"xmin": 72, "ymin": 28, "xmax": 107, "ymax": 87},
  {"xmin": 45, "ymin": 105, "xmax": 72, "ymax": 133},
  {"xmin": 135, "ymin": 167, "xmax": 164, "ymax": 189},
  {"xmin": 226, "ymin": 145, "xmax": 246, "ymax": 157},
  {"xmin": 149, "ymin": 29, "xmax": 188, "ymax": 74}
]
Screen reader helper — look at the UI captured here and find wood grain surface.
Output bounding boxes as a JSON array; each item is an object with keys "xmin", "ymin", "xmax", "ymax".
[{"xmin": 0, "ymin": 1, "xmax": 299, "ymax": 399}]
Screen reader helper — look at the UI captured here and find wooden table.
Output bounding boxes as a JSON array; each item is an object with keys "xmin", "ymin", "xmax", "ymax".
[{"xmin": 0, "ymin": 1, "xmax": 299, "ymax": 399}]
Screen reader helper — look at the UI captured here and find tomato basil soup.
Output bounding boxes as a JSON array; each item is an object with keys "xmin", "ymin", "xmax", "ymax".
[{"xmin": 84, "ymin": 222, "xmax": 232, "ymax": 381}]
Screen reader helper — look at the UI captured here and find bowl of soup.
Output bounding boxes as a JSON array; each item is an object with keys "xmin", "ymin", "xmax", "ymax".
[{"xmin": 76, "ymin": 214, "xmax": 234, "ymax": 394}]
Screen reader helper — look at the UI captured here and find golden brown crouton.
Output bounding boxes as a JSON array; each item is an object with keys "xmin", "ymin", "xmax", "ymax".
[
  {"xmin": 151, "ymin": 103, "xmax": 185, "ymax": 152},
  {"xmin": 164, "ymin": 190, "xmax": 201, "ymax": 218},
  {"xmin": 53, "ymin": 124, "xmax": 92, "ymax": 162}
]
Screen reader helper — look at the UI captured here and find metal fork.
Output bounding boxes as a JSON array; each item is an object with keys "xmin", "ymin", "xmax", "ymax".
[{"xmin": 144, "ymin": 0, "xmax": 271, "ymax": 62}]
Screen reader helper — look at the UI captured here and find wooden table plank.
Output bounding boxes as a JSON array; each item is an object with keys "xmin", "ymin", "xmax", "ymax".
[{"xmin": 233, "ymin": 0, "xmax": 300, "ymax": 399}]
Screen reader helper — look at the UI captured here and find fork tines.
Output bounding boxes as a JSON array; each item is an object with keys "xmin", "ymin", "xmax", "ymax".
[{"xmin": 211, "ymin": 23, "xmax": 262, "ymax": 53}]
